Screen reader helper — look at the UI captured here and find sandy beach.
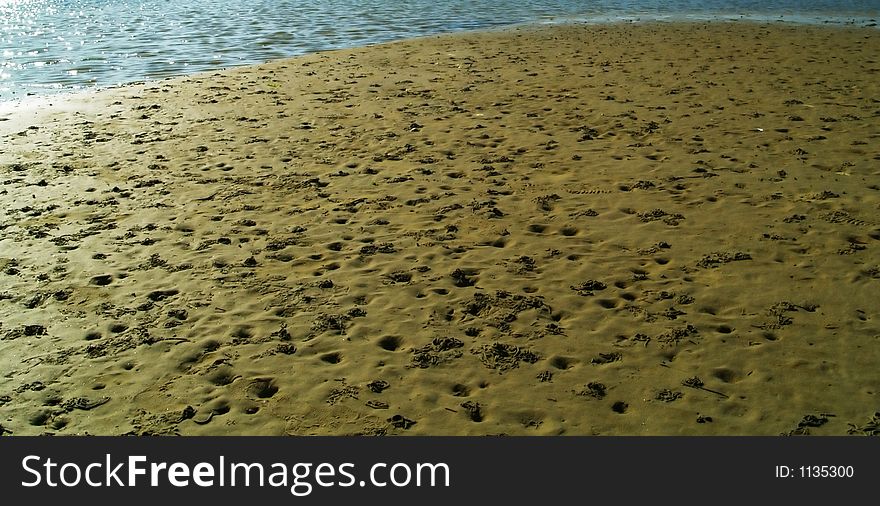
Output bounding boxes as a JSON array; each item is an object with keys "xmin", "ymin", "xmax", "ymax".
[{"xmin": 0, "ymin": 21, "xmax": 878, "ymax": 436}]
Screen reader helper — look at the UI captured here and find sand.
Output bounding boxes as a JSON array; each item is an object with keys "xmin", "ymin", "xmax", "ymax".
[{"xmin": 0, "ymin": 22, "xmax": 878, "ymax": 436}]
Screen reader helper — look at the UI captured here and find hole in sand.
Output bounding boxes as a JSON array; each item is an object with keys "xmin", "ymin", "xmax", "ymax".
[
  {"xmin": 90, "ymin": 274, "xmax": 113, "ymax": 286},
  {"xmin": 712, "ymin": 368, "xmax": 740, "ymax": 383},
  {"xmin": 528, "ymin": 224, "xmax": 547, "ymax": 233},
  {"xmin": 320, "ymin": 352, "xmax": 342, "ymax": 364},
  {"xmin": 208, "ymin": 368, "xmax": 237, "ymax": 386},
  {"xmin": 246, "ymin": 378, "xmax": 278, "ymax": 399},
  {"xmin": 597, "ymin": 299, "xmax": 617, "ymax": 309},
  {"xmin": 550, "ymin": 356, "xmax": 576, "ymax": 370},
  {"xmin": 29, "ymin": 411, "xmax": 52, "ymax": 426},
  {"xmin": 147, "ymin": 289, "xmax": 179, "ymax": 301},
  {"xmin": 211, "ymin": 404, "xmax": 230, "ymax": 416},
  {"xmin": 202, "ymin": 340, "xmax": 221, "ymax": 353},
  {"xmin": 377, "ymin": 335, "xmax": 403, "ymax": 352},
  {"xmin": 232, "ymin": 327, "xmax": 252, "ymax": 341},
  {"xmin": 452, "ymin": 384, "xmax": 470, "ymax": 397}
]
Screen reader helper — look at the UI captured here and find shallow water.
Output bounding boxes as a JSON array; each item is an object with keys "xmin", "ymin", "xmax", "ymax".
[{"xmin": 1, "ymin": 0, "xmax": 877, "ymax": 100}]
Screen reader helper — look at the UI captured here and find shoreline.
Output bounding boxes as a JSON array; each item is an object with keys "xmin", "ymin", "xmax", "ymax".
[
  {"xmin": 1, "ymin": 21, "xmax": 878, "ymax": 436},
  {"xmin": 1, "ymin": 16, "xmax": 878, "ymax": 106}
]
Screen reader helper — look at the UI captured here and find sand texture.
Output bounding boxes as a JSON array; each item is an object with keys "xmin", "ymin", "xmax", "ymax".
[{"xmin": 0, "ymin": 22, "xmax": 878, "ymax": 436}]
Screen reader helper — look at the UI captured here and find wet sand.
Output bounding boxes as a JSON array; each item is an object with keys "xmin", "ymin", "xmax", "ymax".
[{"xmin": 0, "ymin": 22, "xmax": 878, "ymax": 436}]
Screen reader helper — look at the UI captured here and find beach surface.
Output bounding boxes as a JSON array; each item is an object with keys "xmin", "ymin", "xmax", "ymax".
[{"xmin": 1, "ymin": 22, "xmax": 878, "ymax": 435}]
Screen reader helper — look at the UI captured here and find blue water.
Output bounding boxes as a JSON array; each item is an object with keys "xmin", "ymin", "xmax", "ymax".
[{"xmin": 1, "ymin": 0, "xmax": 878, "ymax": 100}]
